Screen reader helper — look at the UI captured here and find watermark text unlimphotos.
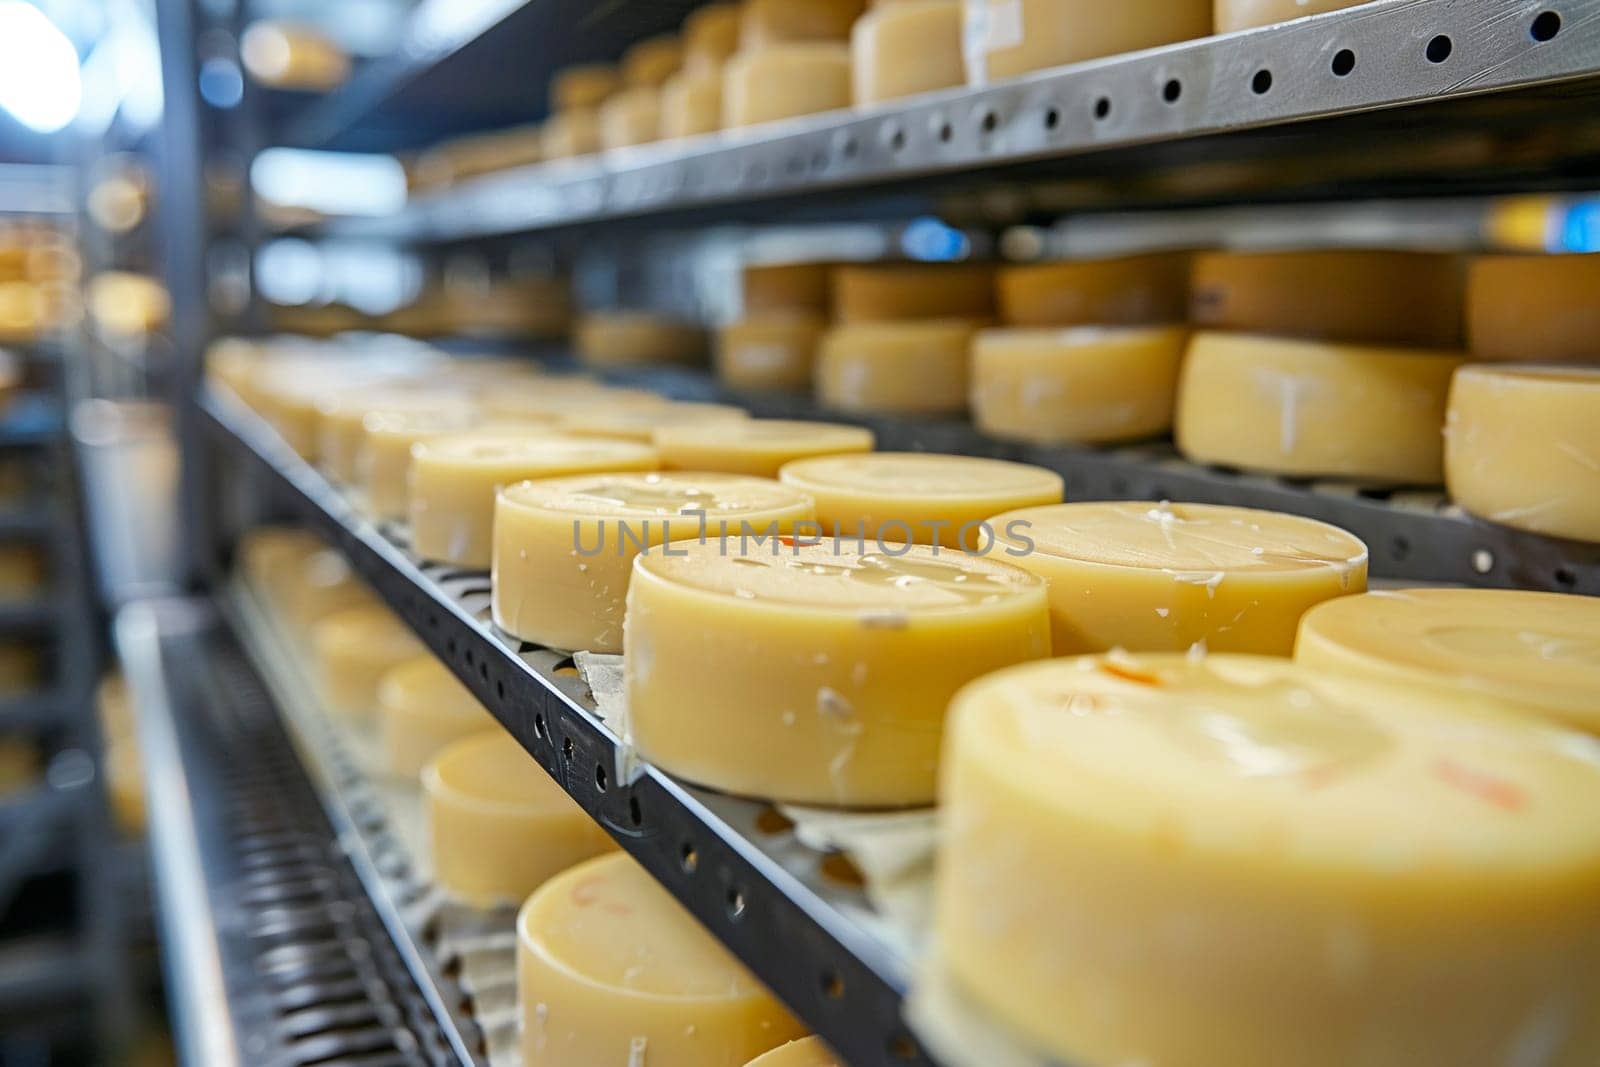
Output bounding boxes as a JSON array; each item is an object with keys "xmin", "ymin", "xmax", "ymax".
[{"xmin": 571, "ymin": 512, "xmax": 1037, "ymax": 558}]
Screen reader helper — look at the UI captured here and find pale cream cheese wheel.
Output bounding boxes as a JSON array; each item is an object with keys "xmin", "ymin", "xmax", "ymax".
[
  {"xmin": 1216, "ymin": 0, "xmax": 1379, "ymax": 33},
  {"xmin": 317, "ymin": 388, "xmax": 475, "ymax": 485},
  {"xmin": 655, "ymin": 419, "xmax": 875, "ymax": 477},
  {"xmin": 311, "ymin": 605, "xmax": 425, "ymax": 721},
  {"xmin": 817, "ymin": 320, "xmax": 981, "ymax": 415},
  {"xmin": 542, "ymin": 109, "xmax": 603, "ymax": 160},
  {"xmin": 723, "ymin": 45, "xmax": 853, "ymax": 128},
  {"xmin": 964, "ymin": 0, "xmax": 1212, "ymax": 84},
  {"xmin": 852, "ymin": 0, "xmax": 964, "ymax": 105},
  {"xmin": 716, "ymin": 315, "xmax": 826, "ymax": 391},
  {"xmin": 358, "ymin": 408, "xmax": 479, "ymax": 521},
  {"xmin": 599, "ymin": 87, "xmax": 660, "ymax": 150},
  {"xmin": 622, "ymin": 35, "xmax": 682, "ymax": 88},
  {"xmin": 376, "ymin": 656, "xmax": 496, "ymax": 779},
  {"xmin": 739, "ymin": 0, "xmax": 866, "ymax": 46},
  {"xmin": 661, "ymin": 66, "xmax": 724, "ymax": 138},
  {"xmin": 555, "ymin": 402, "xmax": 749, "ymax": 443}
]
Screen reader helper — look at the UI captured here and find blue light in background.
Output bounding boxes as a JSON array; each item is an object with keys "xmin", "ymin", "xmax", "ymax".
[
  {"xmin": 1558, "ymin": 199, "xmax": 1600, "ymax": 253},
  {"xmin": 198, "ymin": 56, "xmax": 244, "ymax": 108},
  {"xmin": 901, "ymin": 217, "xmax": 971, "ymax": 262}
]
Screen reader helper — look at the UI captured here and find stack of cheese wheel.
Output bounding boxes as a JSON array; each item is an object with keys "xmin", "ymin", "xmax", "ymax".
[
  {"xmin": 238, "ymin": 526, "xmax": 377, "ymax": 635},
  {"xmin": 575, "ymin": 310, "xmax": 706, "ymax": 368},
  {"xmin": 311, "ymin": 604, "xmax": 425, "ymax": 721},
  {"xmin": 542, "ymin": 64, "xmax": 616, "ymax": 161},
  {"xmin": 973, "ymin": 253, "xmax": 1190, "ymax": 445},
  {"xmin": 934, "ymin": 651, "xmax": 1600, "ymax": 1067},
  {"xmin": 718, "ymin": 262, "xmax": 832, "ymax": 391},
  {"xmin": 376, "ymin": 655, "xmax": 495, "ymax": 779},
  {"xmin": 725, "ymin": 0, "xmax": 858, "ymax": 128},
  {"xmin": 963, "ymin": 0, "xmax": 1211, "ymax": 85},
  {"xmin": 1176, "ymin": 250, "xmax": 1467, "ymax": 484},
  {"xmin": 1217, "ymin": 0, "xmax": 1378, "ymax": 32},
  {"xmin": 517, "ymin": 852, "xmax": 805, "ymax": 1065},
  {"xmin": 316, "ymin": 384, "xmax": 476, "ymax": 485},
  {"xmin": 408, "ymin": 124, "xmax": 544, "ymax": 192},
  {"xmin": 852, "ymin": 0, "xmax": 964, "ymax": 104},
  {"xmin": 662, "ymin": 3, "xmax": 738, "ymax": 137},
  {"xmin": 818, "ymin": 263, "xmax": 993, "ymax": 414}
]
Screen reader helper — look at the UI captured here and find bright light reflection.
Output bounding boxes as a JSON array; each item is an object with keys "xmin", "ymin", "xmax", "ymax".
[{"xmin": 0, "ymin": 2, "xmax": 82, "ymax": 133}]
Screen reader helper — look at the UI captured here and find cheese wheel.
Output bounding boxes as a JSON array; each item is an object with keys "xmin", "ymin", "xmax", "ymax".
[
  {"xmin": 781, "ymin": 451, "xmax": 1062, "ymax": 547},
  {"xmin": 743, "ymin": 1038, "xmax": 843, "ymax": 1067},
  {"xmin": 1216, "ymin": 0, "xmax": 1377, "ymax": 33},
  {"xmin": 1175, "ymin": 331, "xmax": 1465, "ymax": 484},
  {"xmin": 317, "ymin": 389, "xmax": 475, "ymax": 485},
  {"xmin": 1444, "ymin": 365, "xmax": 1600, "ymax": 541},
  {"xmin": 724, "ymin": 45, "xmax": 852, "ymax": 128},
  {"xmin": 282, "ymin": 546, "xmax": 378, "ymax": 631},
  {"xmin": 1466, "ymin": 254, "xmax": 1600, "ymax": 365},
  {"xmin": 739, "ymin": 0, "xmax": 866, "ymax": 46},
  {"xmin": 655, "ymin": 420, "xmax": 875, "ymax": 477},
  {"xmin": 852, "ymin": 0, "xmax": 964, "ymax": 105},
  {"xmin": 0, "ymin": 642, "xmax": 40, "ymax": 696},
  {"xmin": 550, "ymin": 64, "xmax": 619, "ymax": 111},
  {"xmin": 990, "ymin": 502, "xmax": 1368, "ymax": 655},
  {"xmin": 493, "ymin": 472, "xmax": 814, "ymax": 652},
  {"xmin": 599, "ymin": 87, "xmax": 661, "ymax": 150},
  {"xmin": 685, "ymin": 4, "xmax": 741, "ymax": 71},
  {"xmin": 832, "ymin": 264, "xmax": 994, "ymax": 322},
  {"xmin": 518, "ymin": 852, "xmax": 804, "ymax": 1065},
  {"xmin": 575, "ymin": 312, "xmax": 705, "ymax": 367},
  {"xmin": 238, "ymin": 526, "xmax": 317, "ymax": 602},
  {"xmin": 556, "ymin": 402, "xmax": 748, "ymax": 443},
  {"xmin": 744, "ymin": 263, "xmax": 832, "ymax": 316},
  {"xmin": 626, "ymin": 539, "xmax": 1050, "ymax": 804},
  {"xmin": 376, "ymin": 656, "xmax": 496, "ymax": 779},
  {"xmin": 996, "ymin": 254, "xmax": 1189, "ymax": 327},
  {"xmin": 425, "ymin": 732, "xmax": 614, "ymax": 908},
  {"xmin": 1190, "ymin": 251, "xmax": 1464, "ymax": 348},
  {"xmin": 311, "ymin": 605, "xmax": 425, "ymax": 720},
  {"xmin": 936, "ymin": 652, "xmax": 1600, "ymax": 1067},
  {"xmin": 105, "ymin": 742, "xmax": 146, "ymax": 836},
  {"xmin": 971, "ymin": 325, "xmax": 1187, "ymax": 445},
  {"xmin": 410, "ymin": 434, "xmax": 660, "ymax": 568},
  {"xmin": 716, "ymin": 315, "xmax": 825, "ymax": 391},
  {"xmin": 478, "ymin": 380, "xmax": 667, "ymax": 422},
  {"xmin": 964, "ymin": 0, "xmax": 1212, "ymax": 85},
  {"xmin": 661, "ymin": 67, "xmax": 723, "ymax": 138},
  {"xmin": 0, "ymin": 545, "xmax": 44, "ymax": 599},
  {"xmin": 622, "ymin": 35, "xmax": 683, "ymax": 89},
  {"xmin": 817, "ymin": 320, "xmax": 980, "ymax": 415},
  {"xmin": 0, "ymin": 737, "xmax": 39, "ymax": 796},
  {"xmin": 359, "ymin": 408, "xmax": 478, "ymax": 521},
  {"xmin": 542, "ymin": 109, "xmax": 602, "ymax": 160}
]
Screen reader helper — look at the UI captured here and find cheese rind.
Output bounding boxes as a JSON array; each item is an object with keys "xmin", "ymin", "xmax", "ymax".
[
  {"xmin": 684, "ymin": 4, "xmax": 741, "ymax": 71},
  {"xmin": 744, "ymin": 263, "xmax": 832, "ymax": 316},
  {"xmin": 425, "ymin": 733, "xmax": 614, "ymax": 908},
  {"xmin": 661, "ymin": 67, "xmax": 724, "ymax": 138},
  {"xmin": 936, "ymin": 652, "xmax": 1600, "ymax": 1067},
  {"xmin": 622, "ymin": 35, "xmax": 682, "ymax": 88},
  {"xmin": 550, "ymin": 64, "xmax": 619, "ymax": 111},
  {"xmin": 716, "ymin": 315, "xmax": 826, "ymax": 391},
  {"xmin": 376, "ymin": 656, "xmax": 495, "ymax": 779},
  {"xmin": 492, "ymin": 472, "xmax": 814, "ymax": 652},
  {"xmin": 1216, "ymin": 0, "xmax": 1378, "ymax": 33},
  {"xmin": 817, "ymin": 320, "xmax": 980, "ymax": 415},
  {"xmin": 555, "ymin": 402, "xmax": 748, "ymax": 443},
  {"xmin": 626, "ymin": 539, "xmax": 1050, "ymax": 805},
  {"xmin": 598, "ymin": 87, "xmax": 661, "ymax": 149},
  {"xmin": 1175, "ymin": 331, "xmax": 1464, "ymax": 483},
  {"xmin": 359, "ymin": 408, "xmax": 478, "ymax": 521},
  {"xmin": 311, "ymin": 605, "xmax": 425, "ymax": 720},
  {"xmin": 655, "ymin": 420, "xmax": 875, "ymax": 477},
  {"xmin": 971, "ymin": 326, "xmax": 1187, "ymax": 445},
  {"xmin": 575, "ymin": 312, "xmax": 705, "ymax": 367},
  {"xmin": 832, "ymin": 264, "xmax": 993, "ymax": 322},
  {"xmin": 517, "ymin": 852, "xmax": 804, "ymax": 1066},
  {"xmin": 964, "ymin": 0, "xmax": 1212, "ymax": 84},
  {"xmin": 852, "ymin": 0, "xmax": 964, "ymax": 105},
  {"xmin": 990, "ymin": 502, "xmax": 1368, "ymax": 655},
  {"xmin": 996, "ymin": 254, "xmax": 1189, "ymax": 327},
  {"xmin": 723, "ymin": 45, "xmax": 853, "ymax": 128},
  {"xmin": 739, "ymin": 0, "xmax": 866, "ymax": 46},
  {"xmin": 541, "ymin": 110, "xmax": 603, "ymax": 160},
  {"xmin": 743, "ymin": 1038, "xmax": 844, "ymax": 1067},
  {"xmin": 318, "ymin": 388, "xmax": 475, "ymax": 485},
  {"xmin": 1466, "ymin": 254, "xmax": 1600, "ymax": 364}
]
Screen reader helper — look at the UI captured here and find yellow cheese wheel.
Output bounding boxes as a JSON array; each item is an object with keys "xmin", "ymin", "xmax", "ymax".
[
  {"xmin": 744, "ymin": 263, "xmax": 832, "ymax": 316},
  {"xmin": 971, "ymin": 325, "xmax": 1187, "ymax": 445},
  {"xmin": 851, "ymin": 0, "xmax": 964, "ymax": 105},
  {"xmin": 376, "ymin": 656, "xmax": 496, "ymax": 779},
  {"xmin": 622, "ymin": 35, "xmax": 683, "ymax": 89},
  {"xmin": 964, "ymin": 0, "xmax": 1212, "ymax": 84},
  {"xmin": 990, "ymin": 501, "xmax": 1368, "ymax": 655},
  {"xmin": 1444, "ymin": 364, "xmax": 1600, "ymax": 541},
  {"xmin": 550, "ymin": 64, "xmax": 619, "ymax": 111},
  {"xmin": 0, "ymin": 642, "xmax": 40, "ymax": 697},
  {"xmin": 626, "ymin": 538, "xmax": 1050, "ymax": 804},
  {"xmin": 716, "ymin": 315, "xmax": 826, "ymax": 391},
  {"xmin": 599, "ymin": 87, "xmax": 661, "ymax": 149},
  {"xmin": 0, "ymin": 736, "xmax": 39, "ymax": 796},
  {"xmin": 1216, "ymin": 0, "xmax": 1377, "ymax": 33},
  {"xmin": 1466, "ymin": 254, "xmax": 1600, "ymax": 364},
  {"xmin": 237, "ymin": 526, "xmax": 317, "ymax": 601},
  {"xmin": 282, "ymin": 546, "xmax": 378, "ymax": 631},
  {"xmin": 493, "ymin": 472, "xmax": 814, "ymax": 652},
  {"xmin": 743, "ymin": 1038, "xmax": 843, "ymax": 1066},
  {"xmin": 936, "ymin": 652, "xmax": 1600, "ymax": 1067},
  {"xmin": 817, "ymin": 320, "xmax": 980, "ymax": 415},
  {"xmin": 1297, "ymin": 588, "xmax": 1600, "ymax": 735},
  {"xmin": 542, "ymin": 109, "xmax": 603, "ymax": 160},
  {"xmin": 105, "ymin": 741, "xmax": 146, "ymax": 836},
  {"xmin": 739, "ymin": 0, "xmax": 866, "ymax": 46},
  {"xmin": 0, "ymin": 545, "xmax": 44, "ymax": 599},
  {"xmin": 1175, "ymin": 331, "xmax": 1465, "ymax": 484},
  {"xmin": 425, "ymin": 732, "xmax": 614, "ymax": 908},
  {"xmin": 410, "ymin": 433, "xmax": 660, "ymax": 568},
  {"xmin": 832, "ymin": 263, "xmax": 994, "ymax": 322},
  {"xmin": 1190, "ymin": 250, "xmax": 1464, "ymax": 348},
  {"xmin": 724, "ymin": 45, "xmax": 852, "ymax": 128},
  {"xmin": 359, "ymin": 408, "xmax": 479, "ymax": 521},
  {"xmin": 317, "ymin": 388, "xmax": 475, "ymax": 485},
  {"xmin": 311, "ymin": 605, "xmax": 425, "ymax": 721},
  {"xmin": 661, "ymin": 66, "xmax": 723, "ymax": 138},
  {"xmin": 780, "ymin": 451, "xmax": 1063, "ymax": 547},
  {"xmin": 684, "ymin": 4, "xmax": 741, "ymax": 71},
  {"xmin": 478, "ymin": 380, "xmax": 667, "ymax": 422},
  {"xmin": 518, "ymin": 852, "xmax": 804, "ymax": 1065},
  {"xmin": 655, "ymin": 419, "xmax": 875, "ymax": 477},
  {"xmin": 996, "ymin": 254, "xmax": 1189, "ymax": 327},
  {"xmin": 575, "ymin": 312, "xmax": 706, "ymax": 367},
  {"xmin": 556, "ymin": 402, "xmax": 748, "ymax": 443}
]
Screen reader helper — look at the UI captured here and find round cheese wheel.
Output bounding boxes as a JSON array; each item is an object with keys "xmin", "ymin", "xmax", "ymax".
[
  {"xmin": 832, "ymin": 263, "xmax": 994, "ymax": 322},
  {"xmin": 717, "ymin": 315, "xmax": 826, "ymax": 391},
  {"xmin": 743, "ymin": 1038, "xmax": 843, "ymax": 1066},
  {"xmin": 621, "ymin": 35, "xmax": 683, "ymax": 89},
  {"xmin": 493, "ymin": 472, "xmax": 814, "ymax": 652},
  {"xmin": 1190, "ymin": 250, "xmax": 1464, "ymax": 348},
  {"xmin": 817, "ymin": 320, "xmax": 980, "ymax": 415},
  {"xmin": 684, "ymin": 3, "xmax": 741, "ymax": 71},
  {"xmin": 1444, "ymin": 365, "xmax": 1600, "ymax": 541},
  {"xmin": 359, "ymin": 408, "xmax": 479, "ymax": 521},
  {"xmin": 376, "ymin": 656, "xmax": 496, "ymax": 779},
  {"xmin": 971, "ymin": 325, "xmax": 1187, "ymax": 445},
  {"xmin": 317, "ymin": 388, "xmax": 475, "ymax": 485},
  {"xmin": 1175, "ymin": 331, "xmax": 1465, "ymax": 484},
  {"xmin": 425, "ymin": 732, "xmax": 614, "ymax": 908},
  {"xmin": 599, "ymin": 87, "xmax": 661, "ymax": 150},
  {"xmin": 739, "ymin": 0, "xmax": 866, "ymax": 46},
  {"xmin": 655, "ymin": 420, "xmax": 875, "ymax": 477},
  {"xmin": 550, "ymin": 64, "xmax": 619, "ymax": 111},
  {"xmin": 555, "ymin": 402, "xmax": 748, "ymax": 443},
  {"xmin": 0, "ymin": 545, "xmax": 44, "ymax": 600},
  {"xmin": 478, "ymin": 379, "xmax": 667, "ymax": 422},
  {"xmin": 575, "ymin": 312, "xmax": 705, "ymax": 367},
  {"xmin": 518, "ymin": 852, "xmax": 804, "ymax": 1065},
  {"xmin": 282, "ymin": 546, "xmax": 377, "ymax": 631},
  {"xmin": 410, "ymin": 433, "xmax": 659, "ymax": 568},
  {"xmin": 542, "ymin": 109, "xmax": 603, "ymax": 160},
  {"xmin": 0, "ymin": 642, "xmax": 40, "ymax": 697},
  {"xmin": 744, "ymin": 263, "xmax": 832, "ymax": 316},
  {"xmin": 1297, "ymin": 588, "xmax": 1600, "ymax": 736},
  {"xmin": 1466, "ymin": 254, "xmax": 1600, "ymax": 365},
  {"xmin": 996, "ymin": 254, "xmax": 1189, "ymax": 327},
  {"xmin": 723, "ymin": 44, "xmax": 852, "ymax": 128},
  {"xmin": 936, "ymin": 652, "xmax": 1600, "ymax": 1067},
  {"xmin": 851, "ymin": 0, "xmax": 964, "ymax": 105},
  {"xmin": 626, "ymin": 538, "xmax": 1050, "ymax": 804},
  {"xmin": 1216, "ymin": 0, "xmax": 1378, "ymax": 33},
  {"xmin": 661, "ymin": 66, "xmax": 723, "ymax": 138},
  {"xmin": 779, "ymin": 451, "xmax": 1062, "ymax": 547},
  {"xmin": 237, "ymin": 526, "xmax": 317, "ymax": 604},
  {"xmin": 964, "ymin": 0, "xmax": 1211, "ymax": 84},
  {"xmin": 989, "ymin": 501, "xmax": 1368, "ymax": 655},
  {"xmin": 311, "ymin": 605, "xmax": 425, "ymax": 721}
]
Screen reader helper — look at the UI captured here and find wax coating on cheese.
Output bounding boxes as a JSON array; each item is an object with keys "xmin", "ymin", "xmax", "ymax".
[
  {"xmin": 716, "ymin": 315, "xmax": 826, "ymax": 391},
  {"xmin": 311, "ymin": 605, "xmax": 425, "ymax": 721},
  {"xmin": 739, "ymin": 0, "xmax": 866, "ymax": 46},
  {"xmin": 963, "ymin": 0, "xmax": 1212, "ymax": 84},
  {"xmin": 817, "ymin": 320, "xmax": 980, "ymax": 415},
  {"xmin": 724, "ymin": 45, "xmax": 853, "ymax": 127},
  {"xmin": 376, "ymin": 656, "xmax": 496, "ymax": 779},
  {"xmin": 655, "ymin": 419, "xmax": 875, "ymax": 477},
  {"xmin": 852, "ymin": 0, "xmax": 964, "ymax": 105},
  {"xmin": 743, "ymin": 1038, "xmax": 844, "ymax": 1067},
  {"xmin": 555, "ymin": 402, "xmax": 748, "ymax": 443},
  {"xmin": 1216, "ymin": 0, "xmax": 1378, "ymax": 33},
  {"xmin": 996, "ymin": 254, "xmax": 1189, "ymax": 327},
  {"xmin": 831, "ymin": 264, "xmax": 993, "ymax": 322},
  {"xmin": 1467, "ymin": 254, "xmax": 1600, "ymax": 364}
]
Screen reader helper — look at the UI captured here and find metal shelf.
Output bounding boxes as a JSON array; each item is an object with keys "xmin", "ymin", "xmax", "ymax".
[{"xmin": 319, "ymin": 0, "xmax": 1600, "ymax": 242}]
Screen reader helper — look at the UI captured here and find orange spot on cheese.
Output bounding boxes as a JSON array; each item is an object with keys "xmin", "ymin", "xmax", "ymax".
[
  {"xmin": 1432, "ymin": 759, "xmax": 1527, "ymax": 813},
  {"xmin": 1100, "ymin": 662, "xmax": 1165, "ymax": 687}
]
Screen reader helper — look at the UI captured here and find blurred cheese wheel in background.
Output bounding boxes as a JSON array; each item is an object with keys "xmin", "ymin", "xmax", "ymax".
[
  {"xmin": 575, "ymin": 312, "xmax": 706, "ymax": 367},
  {"xmin": 832, "ymin": 263, "xmax": 993, "ymax": 322},
  {"xmin": 971, "ymin": 326, "xmax": 1188, "ymax": 445},
  {"xmin": 852, "ymin": 0, "xmax": 964, "ymax": 105},
  {"xmin": 1216, "ymin": 0, "xmax": 1378, "ymax": 32},
  {"xmin": 661, "ymin": 67, "xmax": 724, "ymax": 138},
  {"xmin": 359, "ymin": 408, "xmax": 478, "ymax": 521},
  {"xmin": 1190, "ymin": 250, "xmax": 1464, "ymax": 348},
  {"xmin": 312, "ymin": 605, "xmax": 425, "ymax": 720},
  {"xmin": 317, "ymin": 388, "xmax": 475, "ymax": 485},
  {"xmin": 744, "ymin": 1039, "xmax": 844, "ymax": 1067},
  {"xmin": 376, "ymin": 656, "xmax": 495, "ymax": 779},
  {"xmin": 716, "ymin": 315, "xmax": 826, "ymax": 391},
  {"xmin": 599, "ymin": 87, "xmax": 661, "ymax": 149},
  {"xmin": 0, "ymin": 545, "xmax": 44, "ymax": 600},
  {"xmin": 990, "ymin": 501, "xmax": 1368, "ymax": 655},
  {"xmin": 0, "ymin": 736, "xmax": 39, "ymax": 797},
  {"xmin": 1444, "ymin": 365, "xmax": 1600, "ymax": 542},
  {"xmin": 743, "ymin": 263, "xmax": 832, "ymax": 316},
  {"xmin": 282, "ymin": 546, "xmax": 377, "ymax": 631},
  {"xmin": 779, "ymin": 451, "xmax": 1063, "ymax": 547},
  {"xmin": 817, "ymin": 320, "xmax": 980, "ymax": 415},
  {"xmin": 0, "ymin": 643, "xmax": 40, "ymax": 697},
  {"xmin": 1466, "ymin": 254, "xmax": 1600, "ymax": 364},
  {"xmin": 625, "ymin": 538, "xmax": 1050, "ymax": 805},
  {"xmin": 740, "ymin": 0, "xmax": 866, "ymax": 45},
  {"xmin": 622, "ymin": 35, "xmax": 683, "ymax": 88},
  {"xmin": 517, "ymin": 852, "xmax": 804, "ymax": 1066},
  {"xmin": 684, "ymin": 3, "xmax": 741, "ymax": 70},
  {"xmin": 478, "ymin": 380, "xmax": 667, "ymax": 422},
  {"xmin": 550, "ymin": 64, "xmax": 619, "ymax": 111},
  {"xmin": 964, "ymin": 0, "xmax": 1212, "ymax": 84},
  {"xmin": 426, "ymin": 732, "xmax": 615, "ymax": 907},
  {"xmin": 1175, "ymin": 332, "xmax": 1464, "ymax": 484},
  {"xmin": 724, "ymin": 44, "xmax": 852, "ymax": 127},
  {"xmin": 655, "ymin": 419, "xmax": 875, "ymax": 477},
  {"xmin": 556, "ymin": 402, "xmax": 748, "ymax": 443},
  {"xmin": 997, "ymin": 254, "xmax": 1190, "ymax": 327},
  {"xmin": 542, "ymin": 110, "xmax": 603, "ymax": 160}
]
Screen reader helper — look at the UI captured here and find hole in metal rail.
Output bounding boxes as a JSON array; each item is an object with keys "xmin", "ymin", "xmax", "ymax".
[
  {"xmin": 1162, "ymin": 78, "xmax": 1182, "ymax": 103},
  {"xmin": 1472, "ymin": 549, "xmax": 1495, "ymax": 574},
  {"xmin": 822, "ymin": 971, "xmax": 845, "ymax": 1000},
  {"xmin": 562, "ymin": 736, "xmax": 574, "ymax": 761},
  {"xmin": 1391, "ymin": 536, "xmax": 1411, "ymax": 561},
  {"xmin": 534, "ymin": 714, "xmax": 546, "ymax": 740},
  {"xmin": 594, "ymin": 763, "xmax": 608, "ymax": 792},
  {"xmin": 1331, "ymin": 48, "xmax": 1356, "ymax": 76},
  {"xmin": 726, "ymin": 887, "xmax": 746, "ymax": 920},
  {"xmin": 937, "ymin": 120, "xmax": 953, "ymax": 142},
  {"xmin": 888, "ymin": 126, "xmax": 906, "ymax": 151},
  {"xmin": 979, "ymin": 109, "xmax": 998, "ymax": 133},
  {"xmin": 628, "ymin": 796, "xmax": 643, "ymax": 826},
  {"xmin": 1251, "ymin": 69, "xmax": 1273, "ymax": 94},
  {"xmin": 888, "ymin": 1033, "xmax": 920, "ymax": 1060},
  {"xmin": 680, "ymin": 842, "xmax": 698, "ymax": 873},
  {"xmin": 1092, "ymin": 96, "xmax": 1111, "ymax": 119},
  {"xmin": 1555, "ymin": 567, "xmax": 1577, "ymax": 588},
  {"xmin": 1531, "ymin": 10, "xmax": 1561, "ymax": 41},
  {"xmin": 1425, "ymin": 34, "xmax": 1452, "ymax": 63},
  {"xmin": 1042, "ymin": 106, "xmax": 1059, "ymax": 130}
]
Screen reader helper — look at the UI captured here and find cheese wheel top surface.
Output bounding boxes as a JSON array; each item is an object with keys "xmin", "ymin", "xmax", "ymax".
[
  {"xmin": 558, "ymin": 402, "xmax": 748, "ymax": 440},
  {"xmin": 654, "ymin": 419, "xmax": 872, "ymax": 453},
  {"xmin": 313, "ymin": 605, "xmax": 420, "ymax": 658},
  {"xmin": 379, "ymin": 656, "xmax": 481, "ymax": 717},
  {"xmin": 414, "ymin": 432, "xmax": 654, "ymax": 471},
  {"xmin": 780, "ymin": 452, "xmax": 1063, "ymax": 502},
  {"xmin": 504, "ymin": 471, "xmax": 812, "ymax": 518},
  {"xmin": 425, "ymin": 731, "xmax": 578, "ymax": 812},
  {"xmin": 744, "ymin": 1038, "xmax": 843, "ymax": 1067}
]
